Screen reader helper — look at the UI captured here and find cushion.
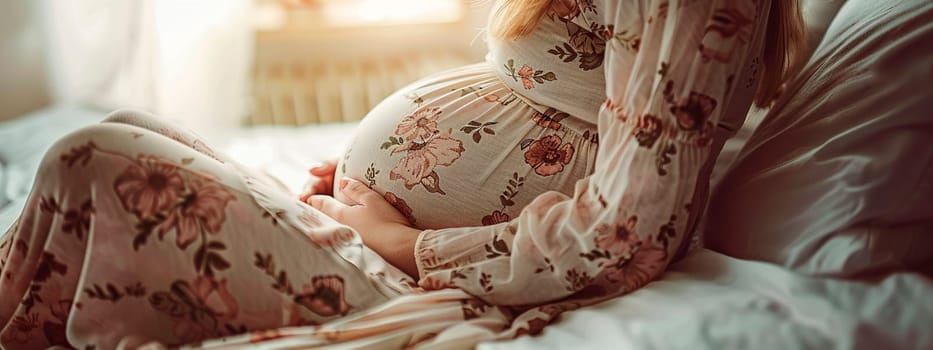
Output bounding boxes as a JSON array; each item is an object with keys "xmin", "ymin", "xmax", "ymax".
[
  {"xmin": 799, "ymin": 0, "xmax": 847, "ymax": 58},
  {"xmin": 705, "ymin": 0, "xmax": 933, "ymax": 277}
]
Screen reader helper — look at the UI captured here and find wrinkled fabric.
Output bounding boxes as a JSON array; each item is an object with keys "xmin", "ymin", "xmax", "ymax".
[
  {"xmin": 414, "ymin": 0, "xmax": 768, "ymax": 306},
  {"xmin": 0, "ymin": 112, "xmax": 414, "ymax": 348},
  {"xmin": 480, "ymin": 250, "xmax": 933, "ymax": 350},
  {"xmin": 706, "ymin": 0, "xmax": 933, "ymax": 277},
  {"xmin": 339, "ymin": 64, "xmax": 599, "ymax": 230},
  {"xmin": 0, "ymin": 0, "xmax": 770, "ymax": 348}
]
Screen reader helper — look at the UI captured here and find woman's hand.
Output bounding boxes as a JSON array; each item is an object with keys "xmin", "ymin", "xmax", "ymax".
[
  {"xmin": 298, "ymin": 159, "xmax": 338, "ymax": 202},
  {"xmin": 306, "ymin": 178, "xmax": 421, "ymax": 278}
]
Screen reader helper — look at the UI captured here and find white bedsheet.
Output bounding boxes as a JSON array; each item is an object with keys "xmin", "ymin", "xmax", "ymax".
[
  {"xmin": 1, "ymin": 106, "xmax": 930, "ymax": 349},
  {"xmin": 0, "ymin": 105, "xmax": 105, "ymax": 229},
  {"xmin": 481, "ymin": 250, "xmax": 933, "ymax": 350}
]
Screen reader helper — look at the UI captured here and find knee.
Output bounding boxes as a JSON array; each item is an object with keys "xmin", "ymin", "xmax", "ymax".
[
  {"xmin": 58, "ymin": 122, "xmax": 132, "ymax": 143},
  {"xmin": 101, "ymin": 109, "xmax": 159, "ymax": 127},
  {"xmin": 30, "ymin": 125, "xmax": 119, "ymax": 186},
  {"xmin": 99, "ymin": 109, "xmax": 199, "ymax": 148},
  {"xmin": 42, "ymin": 123, "xmax": 131, "ymax": 167}
]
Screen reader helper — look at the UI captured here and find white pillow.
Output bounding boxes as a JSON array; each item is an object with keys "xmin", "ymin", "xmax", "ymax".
[
  {"xmin": 705, "ymin": 0, "xmax": 933, "ymax": 276},
  {"xmin": 799, "ymin": 0, "xmax": 846, "ymax": 57}
]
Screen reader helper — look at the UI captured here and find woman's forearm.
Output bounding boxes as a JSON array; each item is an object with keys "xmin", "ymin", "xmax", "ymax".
[{"xmin": 375, "ymin": 224, "xmax": 421, "ymax": 279}]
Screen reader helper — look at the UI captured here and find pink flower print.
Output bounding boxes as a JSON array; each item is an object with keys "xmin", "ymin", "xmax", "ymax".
[
  {"xmin": 504, "ymin": 59, "xmax": 556, "ymax": 89},
  {"xmin": 616, "ymin": 241, "xmax": 667, "ymax": 293},
  {"xmin": 634, "ymin": 114, "xmax": 663, "ymax": 148},
  {"xmin": 694, "ymin": 133, "xmax": 713, "ymax": 147},
  {"xmin": 417, "ymin": 247, "xmax": 441, "ymax": 269},
  {"xmin": 700, "ymin": 7, "xmax": 752, "ymax": 62},
  {"xmin": 523, "ymin": 135, "xmax": 575, "ymax": 176},
  {"xmin": 1, "ymin": 313, "xmax": 38, "ymax": 345},
  {"xmin": 295, "ymin": 275, "xmax": 352, "ymax": 317},
  {"xmin": 192, "ymin": 276, "xmax": 239, "ymax": 318},
  {"xmin": 114, "ymin": 155, "xmax": 185, "ymax": 219},
  {"xmin": 551, "ymin": 0, "xmax": 580, "ymax": 18},
  {"xmin": 395, "ymin": 106, "xmax": 441, "ymax": 141},
  {"xmin": 419, "ymin": 276, "xmax": 456, "ymax": 290},
  {"xmin": 172, "ymin": 276, "xmax": 239, "ymax": 343},
  {"xmin": 61, "ymin": 199, "xmax": 94, "ymax": 241},
  {"xmin": 514, "ymin": 317, "xmax": 551, "ymax": 337},
  {"xmin": 518, "ymin": 65, "xmax": 536, "ymax": 89},
  {"xmin": 384, "ymin": 192, "xmax": 416, "ymax": 224},
  {"xmin": 389, "ymin": 129, "xmax": 464, "ymax": 189},
  {"xmin": 671, "ymin": 92, "xmax": 717, "ymax": 131},
  {"xmin": 600, "ymin": 24, "xmax": 616, "ymax": 41},
  {"xmin": 481, "ymin": 210, "xmax": 510, "ymax": 226},
  {"xmin": 160, "ymin": 175, "xmax": 236, "ymax": 249},
  {"xmin": 174, "ymin": 317, "xmax": 213, "ymax": 344},
  {"xmin": 594, "ymin": 216, "xmax": 640, "ymax": 256}
]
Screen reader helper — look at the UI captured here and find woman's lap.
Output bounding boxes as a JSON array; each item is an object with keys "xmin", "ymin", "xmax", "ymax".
[{"xmin": 0, "ymin": 111, "xmax": 405, "ymax": 348}]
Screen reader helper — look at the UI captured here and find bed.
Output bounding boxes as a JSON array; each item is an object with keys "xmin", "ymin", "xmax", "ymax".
[
  {"xmin": 0, "ymin": 105, "xmax": 360, "ymax": 230},
  {"xmin": 1, "ymin": 109, "xmax": 930, "ymax": 349},
  {"xmin": 2, "ymin": 0, "xmax": 932, "ymax": 348}
]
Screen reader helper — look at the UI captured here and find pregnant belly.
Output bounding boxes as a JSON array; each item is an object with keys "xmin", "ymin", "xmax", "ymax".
[{"xmin": 336, "ymin": 63, "xmax": 599, "ymax": 230}]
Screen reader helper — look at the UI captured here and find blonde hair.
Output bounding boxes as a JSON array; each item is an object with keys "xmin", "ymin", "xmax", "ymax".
[
  {"xmin": 490, "ymin": 0, "xmax": 808, "ymax": 107},
  {"xmin": 488, "ymin": 0, "xmax": 554, "ymax": 39}
]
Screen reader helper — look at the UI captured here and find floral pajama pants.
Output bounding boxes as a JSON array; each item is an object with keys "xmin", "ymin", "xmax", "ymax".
[
  {"xmin": 0, "ymin": 111, "xmax": 471, "ymax": 348},
  {"xmin": 0, "ymin": 111, "xmax": 587, "ymax": 349}
]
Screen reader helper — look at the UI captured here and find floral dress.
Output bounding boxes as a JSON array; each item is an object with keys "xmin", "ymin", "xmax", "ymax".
[{"xmin": 0, "ymin": 0, "xmax": 768, "ymax": 348}]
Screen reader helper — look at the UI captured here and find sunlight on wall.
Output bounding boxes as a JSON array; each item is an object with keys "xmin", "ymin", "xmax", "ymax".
[
  {"xmin": 250, "ymin": 0, "xmax": 489, "ymax": 126},
  {"xmin": 322, "ymin": 0, "xmax": 462, "ymax": 26},
  {"xmin": 151, "ymin": 0, "xmax": 253, "ymax": 142},
  {"xmin": 259, "ymin": 0, "xmax": 465, "ymax": 30}
]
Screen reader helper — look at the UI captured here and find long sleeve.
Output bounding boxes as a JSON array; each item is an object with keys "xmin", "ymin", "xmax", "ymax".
[{"xmin": 415, "ymin": 0, "xmax": 765, "ymax": 305}]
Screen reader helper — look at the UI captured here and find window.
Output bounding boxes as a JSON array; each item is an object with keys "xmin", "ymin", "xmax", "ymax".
[
  {"xmin": 321, "ymin": 0, "xmax": 463, "ymax": 26},
  {"xmin": 261, "ymin": 0, "xmax": 464, "ymax": 30}
]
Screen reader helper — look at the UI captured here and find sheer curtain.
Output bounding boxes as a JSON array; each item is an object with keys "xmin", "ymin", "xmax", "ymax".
[{"xmin": 42, "ymin": 0, "xmax": 254, "ymax": 142}]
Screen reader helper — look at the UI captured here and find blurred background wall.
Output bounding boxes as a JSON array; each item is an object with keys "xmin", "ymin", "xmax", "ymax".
[
  {"xmin": 0, "ymin": 0, "xmax": 51, "ymax": 121},
  {"xmin": 0, "ymin": 0, "xmax": 255, "ymax": 142},
  {"xmin": 0, "ymin": 0, "xmax": 491, "ymax": 141},
  {"xmin": 249, "ymin": 0, "xmax": 492, "ymax": 126},
  {"xmin": 0, "ymin": 0, "xmax": 840, "ymax": 135}
]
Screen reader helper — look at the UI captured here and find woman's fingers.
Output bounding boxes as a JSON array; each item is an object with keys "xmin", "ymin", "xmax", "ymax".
[
  {"xmin": 307, "ymin": 178, "xmax": 415, "ymax": 249},
  {"xmin": 299, "ymin": 178, "xmax": 330, "ymax": 201},
  {"xmin": 338, "ymin": 178, "xmax": 383, "ymax": 206},
  {"xmin": 300, "ymin": 160, "xmax": 338, "ymax": 199},
  {"xmin": 299, "ymin": 190, "xmax": 313, "ymax": 203},
  {"xmin": 312, "ymin": 178, "xmax": 332, "ymax": 195},
  {"xmin": 307, "ymin": 195, "xmax": 347, "ymax": 221},
  {"xmin": 309, "ymin": 160, "xmax": 338, "ymax": 176}
]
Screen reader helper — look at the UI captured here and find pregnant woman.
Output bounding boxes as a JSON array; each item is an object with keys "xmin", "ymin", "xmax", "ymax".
[{"xmin": 0, "ymin": 0, "xmax": 805, "ymax": 348}]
